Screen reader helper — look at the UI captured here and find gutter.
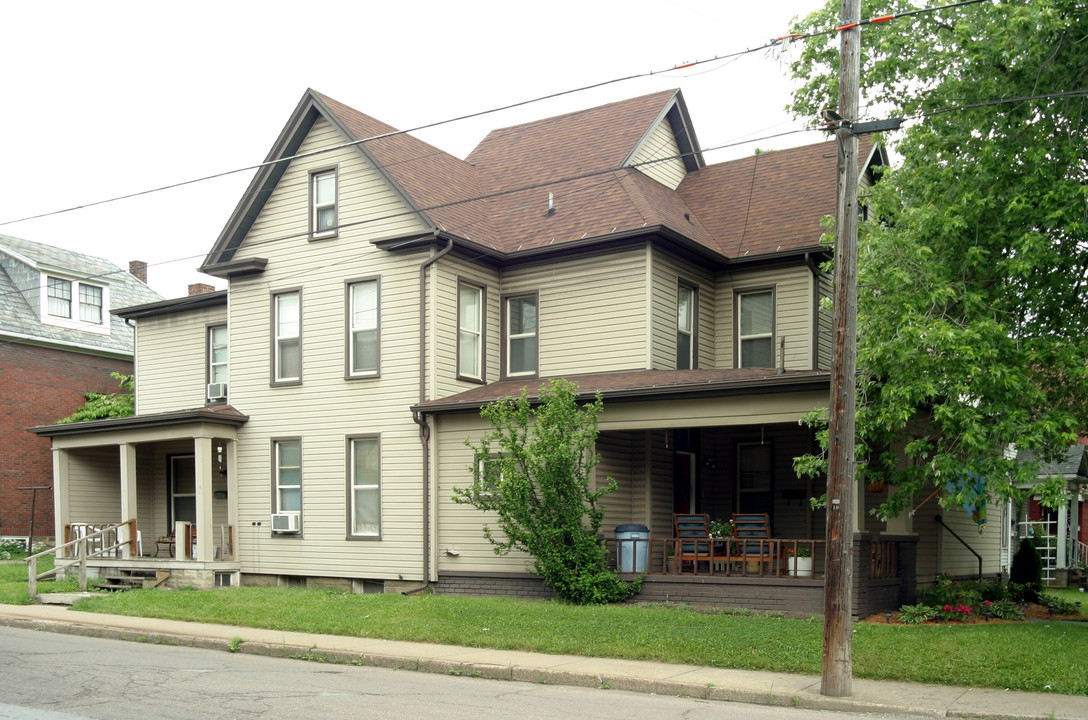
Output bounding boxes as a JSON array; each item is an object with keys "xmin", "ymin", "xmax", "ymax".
[{"xmin": 404, "ymin": 235, "xmax": 454, "ymax": 594}]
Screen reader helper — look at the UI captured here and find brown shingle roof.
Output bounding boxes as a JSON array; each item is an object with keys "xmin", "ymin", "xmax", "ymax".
[
  {"xmin": 413, "ymin": 368, "xmax": 831, "ymax": 413},
  {"xmin": 208, "ymin": 88, "xmax": 882, "ymax": 271},
  {"xmin": 678, "ymin": 138, "xmax": 875, "ymax": 258}
]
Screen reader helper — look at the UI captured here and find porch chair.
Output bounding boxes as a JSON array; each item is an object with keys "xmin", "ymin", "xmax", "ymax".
[
  {"xmin": 673, "ymin": 513, "xmax": 721, "ymax": 571},
  {"xmin": 730, "ymin": 512, "xmax": 774, "ymax": 571}
]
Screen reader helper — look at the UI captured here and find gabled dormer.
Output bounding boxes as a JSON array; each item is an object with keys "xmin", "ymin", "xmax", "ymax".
[{"xmin": 623, "ymin": 92, "xmax": 704, "ymax": 189}]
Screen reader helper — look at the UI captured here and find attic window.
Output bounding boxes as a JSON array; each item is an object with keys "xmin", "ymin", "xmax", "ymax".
[
  {"xmin": 312, "ymin": 169, "xmax": 338, "ymax": 239},
  {"xmin": 42, "ymin": 274, "xmax": 110, "ymax": 335}
]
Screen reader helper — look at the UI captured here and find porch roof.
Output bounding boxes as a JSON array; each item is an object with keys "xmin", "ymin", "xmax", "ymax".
[
  {"xmin": 28, "ymin": 405, "xmax": 249, "ymax": 438},
  {"xmin": 413, "ymin": 368, "xmax": 831, "ymax": 414}
]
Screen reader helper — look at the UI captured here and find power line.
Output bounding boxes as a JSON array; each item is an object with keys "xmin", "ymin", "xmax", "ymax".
[{"xmin": 0, "ymin": 0, "xmax": 998, "ymax": 233}]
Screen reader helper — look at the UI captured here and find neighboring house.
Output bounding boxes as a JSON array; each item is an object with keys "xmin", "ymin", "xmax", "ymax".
[
  {"xmin": 30, "ymin": 89, "xmax": 1004, "ymax": 615},
  {"xmin": 1014, "ymin": 445, "xmax": 1088, "ymax": 585},
  {"xmin": 1, "ymin": 235, "xmax": 161, "ymax": 545}
]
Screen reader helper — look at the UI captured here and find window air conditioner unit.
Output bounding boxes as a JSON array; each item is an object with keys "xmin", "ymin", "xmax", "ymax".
[
  {"xmin": 206, "ymin": 382, "xmax": 228, "ymax": 401},
  {"xmin": 271, "ymin": 513, "xmax": 300, "ymax": 533}
]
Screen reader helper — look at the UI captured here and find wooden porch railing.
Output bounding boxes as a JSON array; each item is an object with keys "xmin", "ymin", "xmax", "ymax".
[
  {"xmin": 868, "ymin": 540, "xmax": 899, "ymax": 579},
  {"xmin": 608, "ymin": 537, "xmax": 825, "ymax": 578},
  {"xmin": 25, "ymin": 519, "xmax": 137, "ymax": 598}
]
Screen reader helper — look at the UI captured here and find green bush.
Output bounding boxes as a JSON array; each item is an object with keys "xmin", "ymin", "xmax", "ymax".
[
  {"xmin": 1009, "ymin": 538, "xmax": 1043, "ymax": 603},
  {"xmin": 453, "ymin": 379, "xmax": 640, "ymax": 605},
  {"xmin": 984, "ymin": 599, "xmax": 1024, "ymax": 621},
  {"xmin": 1040, "ymin": 593, "xmax": 1082, "ymax": 616},
  {"xmin": 897, "ymin": 604, "xmax": 938, "ymax": 624}
]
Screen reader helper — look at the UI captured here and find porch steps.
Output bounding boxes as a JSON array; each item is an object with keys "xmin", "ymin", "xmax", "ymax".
[{"xmin": 91, "ymin": 568, "xmax": 165, "ymax": 592}]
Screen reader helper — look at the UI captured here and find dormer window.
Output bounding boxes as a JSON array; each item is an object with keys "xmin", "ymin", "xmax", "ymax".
[
  {"xmin": 42, "ymin": 275, "xmax": 109, "ymax": 335},
  {"xmin": 312, "ymin": 169, "xmax": 338, "ymax": 239}
]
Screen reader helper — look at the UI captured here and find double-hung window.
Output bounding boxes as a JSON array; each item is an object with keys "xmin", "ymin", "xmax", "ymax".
[
  {"xmin": 79, "ymin": 284, "xmax": 103, "ymax": 323},
  {"xmin": 348, "ymin": 279, "xmax": 379, "ymax": 377},
  {"xmin": 737, "ymin": 289, "xmax": 774, "ymax": 368},
  {"xmin": 274, "ymin": 439, "xmax": 302, "ymax": 516},
  {"xmin": 43, "ymin": 275, "xmax": 109, "ymax": 334},
  {"xmin": 273, "ymin": 291, "xmax": 301, "ymax": 383},
  {"xmin": 348, "ymin": 436, "xmax": 381, "ymax": 537},
  {"xmin": 505, "ymin": 294, "xmax": 537, "ymax": 377},
  {"xmin": 676, "ymin": 283, "xmax": 696, "ymax": 370},
  {"xmin": 47, "ymin": 276, "xmax": 72, "ymax": 318},
  {"xmin": 312, "ymin": 169, "xmax": 338, "ymax": 238},
  {"xmin": 207, "ymin": 324, "xmax": 229, "ymax": 386},
  {"xmin": 458, "ymin": 281, "xmax": 484, "ymax": 381}
]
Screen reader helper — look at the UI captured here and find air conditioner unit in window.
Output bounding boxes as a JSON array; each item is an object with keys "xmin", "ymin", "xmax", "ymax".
[
  {"xmin": 206, "ymin": 382, "xmax": 228, "ymax": 401},
  {"xmin": 271, "ymin": 513, "xmax": 300, "ymax": 533}
]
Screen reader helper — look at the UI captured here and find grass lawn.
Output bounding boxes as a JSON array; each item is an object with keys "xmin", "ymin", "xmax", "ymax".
[
  {"xmin": 22, "ymin": 583, "xmax": 1088, "ymax": 696},
  {"xmin": 0, "ymin": 557, "xmax": 78, "ymax": 605},
  {"xmin": 2, "ymin": 559, "xmax": 1086, "ymax": 695}
]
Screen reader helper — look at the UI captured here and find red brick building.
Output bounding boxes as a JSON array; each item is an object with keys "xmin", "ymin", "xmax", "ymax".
[{"xmin": 0, "ymin": 235, "xmax": 161, "ymax": 545}]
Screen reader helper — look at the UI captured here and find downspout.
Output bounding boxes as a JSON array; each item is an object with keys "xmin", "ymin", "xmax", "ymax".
[
  {"xmin": 805, "ymin": 252, "xmax": 821, "ymax": 370},
  {"xmin": 404, "ymin": 235, "xmax": 454, "ymax": 595},
  {"xmin": 935, "ymin": 514, "xmax": 983, "ymax": 580}
]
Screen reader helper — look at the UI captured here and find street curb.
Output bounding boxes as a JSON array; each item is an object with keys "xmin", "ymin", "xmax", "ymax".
[{"xmin": 0, "ymin": 613, "xmax": 1078, "ymax": 720}]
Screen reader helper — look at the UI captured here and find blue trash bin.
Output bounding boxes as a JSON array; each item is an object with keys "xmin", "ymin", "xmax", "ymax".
[{"xmin": 615, "ymin": 524, "xmax": 649, "ymax": 573}]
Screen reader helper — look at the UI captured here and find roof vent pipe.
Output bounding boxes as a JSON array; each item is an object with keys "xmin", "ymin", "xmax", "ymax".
[{"xmin": 546, "ymin": 192, "xmax": 555, "ymax": 216}]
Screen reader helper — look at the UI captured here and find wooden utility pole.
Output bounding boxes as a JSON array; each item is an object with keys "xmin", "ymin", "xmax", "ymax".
[{"xmin": 822, "ymin": 0, "xmax": 861, "ymax": 698}]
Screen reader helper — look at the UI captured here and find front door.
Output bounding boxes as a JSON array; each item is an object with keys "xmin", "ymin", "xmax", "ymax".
[{"xmin": 673, "ymin": 451, "xmax": 697, "ymax": 514}]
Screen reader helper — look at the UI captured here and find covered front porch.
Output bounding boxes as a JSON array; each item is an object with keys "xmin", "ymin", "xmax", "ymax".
[{"xmin": 29, "ymin": 407, "xmax": 248, "ymax": 589}]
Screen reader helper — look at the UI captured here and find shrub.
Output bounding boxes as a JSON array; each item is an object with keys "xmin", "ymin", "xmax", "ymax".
[
  {"xmin": 897, "ymin": 604, "xmax": 938, "ymax": 624},
  {"xmin": 985, "ymin": 599, "xmax": 1024, "ymax": 621},
  {"xmin": 1009, "ymin": 538, "xmax": 1043, "ymax": 603},
  {"xmin": 453, "ymin": 379, "xmax": 640, "ymax": 605},
  {"xmin": 1040, "ymin": 594, "xmax": 1081, "ymax": 617}
]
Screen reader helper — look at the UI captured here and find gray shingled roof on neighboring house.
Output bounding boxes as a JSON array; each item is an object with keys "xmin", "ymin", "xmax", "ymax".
[
  {"xmin": 1017, "ymin": 445, "xmax": 1088, "ymax": 480},
  {"xmin": 0, "ymin": 234, "xmax": 163, "ymax": 358}
]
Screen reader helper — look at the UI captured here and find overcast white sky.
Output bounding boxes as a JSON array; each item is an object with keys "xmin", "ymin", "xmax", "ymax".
[{"xmin": 2, "ymin": 0, "xmax": 827, "ymax": 300}]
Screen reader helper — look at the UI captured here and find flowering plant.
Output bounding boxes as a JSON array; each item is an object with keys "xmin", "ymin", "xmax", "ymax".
[
  {"xmin": 939, "ymin": 603, "xmax": 974, "ymax": 623},
  {"xmin": 709, "ymin": 519, "xmax": 734, "ymax": 538},
  {"xmin": 786, "ymin": 545, "xmax": 812, "ymax": 558}
]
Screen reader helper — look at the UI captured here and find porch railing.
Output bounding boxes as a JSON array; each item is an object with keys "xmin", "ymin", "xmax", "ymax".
[
  {"xmin": 1075, "ymin": 540, "xmax": 1088, "ymax": 571},
  {"xmin": 868, "ymin": 540, "xmax": 899, "ymax": 579},
  {"xmin": 608, "ymin": 537, "xmax": 824, "ymax": 578},
  {"xmin": 25, "ymin": 519, "xmax": 137, "ymax": 598}
]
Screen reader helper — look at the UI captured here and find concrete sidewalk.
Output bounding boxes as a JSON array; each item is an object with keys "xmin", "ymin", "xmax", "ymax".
[{"xmin": 1, "ymin": 602, "xmax": 1085, "ymax": 720}]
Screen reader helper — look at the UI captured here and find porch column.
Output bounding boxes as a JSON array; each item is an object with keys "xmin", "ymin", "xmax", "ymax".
[
  {"xmin": 52, "ymin": 448, "xmax": 70, "ymax": 556},
  {"xmin": 194, "ymin": 436, "xmax": 214, "ymax": 562},
  {"xmin": 883, "ymin": 487, "xmax": 914, "ymax": 535},
  {"xmin": 1057, "ymin": 500, "xmax": 1069, "ymax": 570},
  {"xmin": 119, "ymin": 443, "xmax": 138, "ymax": 559},
  {"xmin": 226, "ymin": 438, "xmax": 238, "ymax": 560}
]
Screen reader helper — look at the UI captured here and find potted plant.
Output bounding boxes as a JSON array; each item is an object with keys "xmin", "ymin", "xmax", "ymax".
[{"xmin": 787, "ymin": 545, "xmax": 813, "ymax": 577}]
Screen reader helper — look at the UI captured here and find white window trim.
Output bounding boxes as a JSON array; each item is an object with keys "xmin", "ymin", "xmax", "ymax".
[
  {"xmin": 737, "ymin": 289, "xmax": 775, "ymax": 369},
  {"xmin": 348, "ymin": 435, "xmax": 381, "ymax": 538},
  {"xmin": 272, "ymin": 290, "xmax": 301, "ymax": 384},
  {"xmin": 207, "ymin": 324, "xmax": 229, "ymax": 387},
  {"xmin": 457, "ymin": 281, "xmax": 484, "ymax": 382},
  {"xmin": 504, "ymin": 294, "xmax": 538, "ymax": 378},
  {"xmin": 311, "ymin": 168, "xmax": 338, "ymax": 239},
  {"xmin": 39, "ymin": 273, "xmax": 111, "ymax": 335},
  {"xmin": 273, "ymin": 438, "xmax": 302, "ymax": 520},
  {"xmin": 347, "ymin": 279, "xmax": 380, "ymax": 378},
  {"xmin": 677, "ymin": 282, "xmax": 696, "ymax": 370}
]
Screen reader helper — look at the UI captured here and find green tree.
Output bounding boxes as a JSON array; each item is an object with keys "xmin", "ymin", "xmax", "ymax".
[
  {"xmin": 453, "ymin": 379, "xmax": 640, "ymax": 604},
  {"xmin": 58, "ymin": 372, "xmax": 135, "ymax": 423},
  {"xmin": 789, "ymin": 1, "xmax": 1088, "ymax": 518}
]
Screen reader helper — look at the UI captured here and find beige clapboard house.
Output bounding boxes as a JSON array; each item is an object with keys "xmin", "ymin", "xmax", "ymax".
[{"xmin": 33, "ymin": 89, "xmax": 1006, "ymax": 615}]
